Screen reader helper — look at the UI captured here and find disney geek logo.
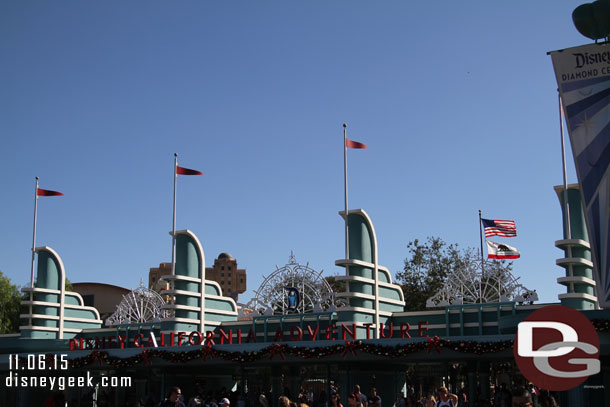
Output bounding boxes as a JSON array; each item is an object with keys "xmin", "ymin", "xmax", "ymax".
[{"xmin": 513, "ymin": 305, "xmax": 600, "ymax": 391}]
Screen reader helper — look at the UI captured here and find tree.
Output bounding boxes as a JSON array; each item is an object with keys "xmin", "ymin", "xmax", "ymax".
[
  {"xmin": 396, "ymin": 237, "xmax": 516, "ymax": 310},
  {"xmin": 0, "ymin": 271, "xmax": 23, "ymax": 334},
  {"xmin": 395, "ymin": 237, "xmax": 475, "ymax": 311},
  {"xmin": 324, "ymin": 275, "xmax": 347, "ymax": 294},
  {"xmin": 64, "ymin": 277, "xmax": 73, "ymax": 292}
]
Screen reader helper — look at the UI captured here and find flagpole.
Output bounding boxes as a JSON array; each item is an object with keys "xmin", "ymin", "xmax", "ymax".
[
  {"xmin": 343, "ymin": 124, "xmax": 350, "ymax": 262},
  {"xmin": 172, "ymin": 153, "xmax": 178, "ymax": 277},
  {"xmin": 558, "ymin": 92, "xmax": 594, "ymax": 308},
  {"xmin": 30, "ymin": 177, "xmax": 39, "ymax": 288},
  {"xmin": 559, "ymin": 92, "xmax": 571, "ymax": 240},
  {"xmin": 479, "ymin": 209, "xmax": 484, "ymax": 303}
]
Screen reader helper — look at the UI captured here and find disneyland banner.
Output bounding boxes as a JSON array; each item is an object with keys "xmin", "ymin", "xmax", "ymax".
[{"xmin": 550, "ymin": 43, "xmax": 610, "ymax": 308}]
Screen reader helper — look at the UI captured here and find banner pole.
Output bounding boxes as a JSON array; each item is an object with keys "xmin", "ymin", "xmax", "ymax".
[
  {"xmin": 559, "ymin": 92, "xmax": 572, "ymax": 240},
  {"xmin": 479, "ymin": 210, "xmax": 484, "ymax": 303},
  {"xmin": 172, "ymin": 153, "xmax": 178, "ymax": 278},
  {"xmin": 343, "ymin": 124, "xmax": 350, "ymax": 263},
  {"xmin": 30, "ymin": 177, "xmax": 39, "ymax": 288}
]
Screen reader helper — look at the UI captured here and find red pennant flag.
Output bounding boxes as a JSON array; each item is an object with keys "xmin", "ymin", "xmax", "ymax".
[
  {"xmin": 37, "ymin": 188, "xmax": 64, "ymax": 197},
  {"xmin": 346, "ymin": 138, "xmax": 368, "ymax": 149},
  {"xmin": 176, "ymin": 166, "xmax": 203, "ymax": 175}
]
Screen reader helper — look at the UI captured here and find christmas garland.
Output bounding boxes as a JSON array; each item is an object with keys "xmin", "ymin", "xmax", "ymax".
[
  {"xmin": 592, "ymin": 319, "xmax": 610, "ymax": 332},
  {"xmin": 29, "ymin": 319, "xmax": 610, "ymax": 369},
  {"xmin": 65, "ymin": 337, "xmax": 514, "ymax": 369},
  {"xmin": 29, "ymin": 319, "xmax": 609, "ymax": 369}
]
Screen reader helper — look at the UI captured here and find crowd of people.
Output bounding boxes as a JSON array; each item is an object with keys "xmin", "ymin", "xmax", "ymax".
[
  {"xmin": 391, "ymin": 384, "xmax": 558, "ymax": 407},
  {"xmin": 144, "ymin": 384, "xmax": 241, "ymax": 407},
  {"xmin": 152, "ymin": 383, "xmax": 559, "ymax": 407},
  {"xmin": 37, "ymin": 380, "xmax": 562, "ymax": 407}
]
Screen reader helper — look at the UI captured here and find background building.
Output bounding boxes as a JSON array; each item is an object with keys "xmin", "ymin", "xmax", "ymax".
[
  {"xmin": 149, "ymin": 262, "xmax": 172, "ymax": 293},
  {"xmin": 71, "ymin": 282, "xmax": 130, "ymax": 321},
  {"xmin": 149, "ymin": 252, "xmax": 246, "ymax": 301}
]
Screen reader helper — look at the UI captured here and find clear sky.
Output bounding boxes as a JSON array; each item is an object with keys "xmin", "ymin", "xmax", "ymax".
[{"xmin": 0, "ymin": 1, "xmax": 591, "ymax": 305}]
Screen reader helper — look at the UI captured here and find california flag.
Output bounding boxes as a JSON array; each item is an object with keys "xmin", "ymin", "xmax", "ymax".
[{"xmin": 486, "ymin": 240, "xmax": 520, "ymax": 259}]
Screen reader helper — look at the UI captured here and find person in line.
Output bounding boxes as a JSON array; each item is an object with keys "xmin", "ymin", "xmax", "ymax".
[
  {"xmin": 187, "ymin": 383, "xmax": 204, "ymax": 407},
  {"xmin": 330, "ymin": 389, "xmax": 343, "ymax": 407},
  {"xmin": 422, "ymin": 393, "xmax": 436, "ymax": 407},
  {"xmin": 537, "ymin": 390, "xmax": 557, "ymax": 407},
  {"xmin": 354, "ymin": 385, "xmax": 368, "ymax": 407},
  {"xmin": 394, "ymin": 392, "xmax": 406, "ymax": 407},
  {"xmin": 493, "ymin": 383, "xmax": 511, "ymax": 407},
  {"xmin": 434, "ymin": 387, "xmax": 458, "ymax": 407},
  {"xmin": 259, "ymin": 394, "xmax": 270, "ymax": 407},
  {"xmin": 279, "ymin": 396, "xmax": 292, "ymax": 407},
  {"xmin": 367, "ymin": 388, "xmax": 382, "ymax": 407},
  {"xmin": 510, "ymin": 388, "xmax": 533, "ymax": 407},
  {"xmin": 160, "ymin": 387, "xmax": 186, "ymax": 407},
  {"xmin": 347, "ymin": 393, "xmax": 362, "ymax": 407},
  {"xmin": 456, "ymin": 388, "xmax": 467, "ymax": 407}
]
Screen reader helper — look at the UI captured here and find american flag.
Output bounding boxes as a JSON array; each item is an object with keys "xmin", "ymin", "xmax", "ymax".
[{"xmin": 482, "ymin": 218, "xmax": 517, "ymax": 237}]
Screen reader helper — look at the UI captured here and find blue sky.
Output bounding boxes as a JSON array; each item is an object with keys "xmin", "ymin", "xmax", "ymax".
[{"xmin": 0, "ymin": 1, "xmax": 590, "ymax": 305}]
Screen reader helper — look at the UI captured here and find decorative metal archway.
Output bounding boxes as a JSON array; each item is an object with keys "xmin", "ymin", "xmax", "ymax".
[
  {"xmin": 105, "ymin": 281, "xmax": 174, "ymax": 326},
  {"xmin": 426, "ymin": 258, "xmax": 538, "ymax": 307},
  {"xmin": 244, "ymin": 252, "xmax": 342, "ymax": 316}
]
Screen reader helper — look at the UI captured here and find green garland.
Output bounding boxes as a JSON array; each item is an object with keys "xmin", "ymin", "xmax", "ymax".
[{"xmin": 66, "ymin": 338, "xmax": 514, "ymax": 369}]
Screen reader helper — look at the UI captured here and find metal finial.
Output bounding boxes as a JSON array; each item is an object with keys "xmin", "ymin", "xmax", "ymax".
[
  {"xmin": 174, "ymin": 153, "xmax": 178, "ymax": 157},
  {"xmin": 289, "ymin": 251, "xmax": 296, "ymax": 264},
  {"xmin": 343, "ymin": 123, "xmax": 347, "ymax": 128}
]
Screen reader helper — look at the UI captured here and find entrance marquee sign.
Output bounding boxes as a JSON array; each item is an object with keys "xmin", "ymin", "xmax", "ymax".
[
  {"xmin": 68, "ymin": 321, "xmax": 432, "ymax": 350},
  {"xmin": 65, "ymin": 337, "xmax": 516, "ymax": 370}
]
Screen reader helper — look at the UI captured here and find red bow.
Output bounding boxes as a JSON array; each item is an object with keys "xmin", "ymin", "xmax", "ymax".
[
  {"xmin": 201, "ymin": 346, "xmax": 215, "ymax": 362},
  {"xmin": 342, "ymin": 341, "xmax": 358, "ymax": 358},
  {"xmin": 140, "ymin": 350, "xmax": 152, "ymax": 366},
  {"xmin": 91, "ymin": 350, "xmax": 103, "ymax": 366},
  {"xmin": 427, "ymin": 336, "xmax": 441, "ymax": 354},
  {"xmin": 268, "ymin": 344, "xmax": 285, "ymax": 360}
]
